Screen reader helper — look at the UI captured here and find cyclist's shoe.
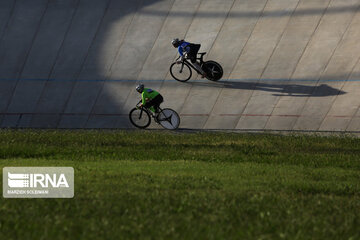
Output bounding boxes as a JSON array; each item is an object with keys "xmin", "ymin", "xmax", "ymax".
[{"xmin": 154, "ymin": 115, "xmax": 160, "ymax": 124}]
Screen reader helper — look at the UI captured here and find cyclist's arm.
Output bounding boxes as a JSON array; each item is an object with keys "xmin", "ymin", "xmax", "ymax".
[
  {"xmin": 141, "ymin": 92, "xmax": 147, "ymax": 105},
  {"xmin": 178, "ymin": 46, "xmax": 184, "ymax": 56}
]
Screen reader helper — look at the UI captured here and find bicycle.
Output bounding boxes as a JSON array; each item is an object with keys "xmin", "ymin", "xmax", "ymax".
[
  {"xmin": 129, "ymin": 101, "xmax": 180, "ymax": 130},
  {"xmin": 169, "ymin": 52, "xmax": 223, "ymax": 82}
]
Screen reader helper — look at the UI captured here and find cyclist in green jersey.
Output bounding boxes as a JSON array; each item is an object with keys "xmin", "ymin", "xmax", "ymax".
[{"xmin": 136, "ymin": 84, "xmax": 164, "ymax": 114}]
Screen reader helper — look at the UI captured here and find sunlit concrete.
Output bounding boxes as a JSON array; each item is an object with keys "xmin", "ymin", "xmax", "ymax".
[{"xmin": 0, "ymin": 0, "xmax": 360, "ymax": 132}]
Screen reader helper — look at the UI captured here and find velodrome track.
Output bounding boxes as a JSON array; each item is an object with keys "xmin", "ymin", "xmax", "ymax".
[{"xmin": 1, "ymin": 0, "xmax": 360, "ymax": 131}]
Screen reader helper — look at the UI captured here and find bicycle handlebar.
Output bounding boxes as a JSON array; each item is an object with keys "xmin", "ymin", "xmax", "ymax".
[{"xmin": 136, "ymin": 100, "xmax": 142, "ymax": 108}]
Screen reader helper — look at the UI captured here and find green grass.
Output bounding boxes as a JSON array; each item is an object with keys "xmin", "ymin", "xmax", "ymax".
[{"xmin": 0, "ymin": 130, "xmax": 359, "ymax": 240}]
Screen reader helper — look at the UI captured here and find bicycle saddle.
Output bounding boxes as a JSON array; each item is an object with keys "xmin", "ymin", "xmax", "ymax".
[{"xmin": 198, "ymin": 52, "xmax": 207, "ymax": 56}]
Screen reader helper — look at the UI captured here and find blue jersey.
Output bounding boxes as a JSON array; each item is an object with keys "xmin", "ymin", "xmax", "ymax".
[{"xmin": 178, "ymin": 41, "xmax": 191, "ymax": 56}]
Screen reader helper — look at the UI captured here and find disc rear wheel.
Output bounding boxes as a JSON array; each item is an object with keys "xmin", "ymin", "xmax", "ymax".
[
  {"xmin": 157, "ymin": 108, "xmax": 180, "ymax": 130},
  {"xmin": 202, "ymin": 61, "xmax": 223, "ymax": 81}
]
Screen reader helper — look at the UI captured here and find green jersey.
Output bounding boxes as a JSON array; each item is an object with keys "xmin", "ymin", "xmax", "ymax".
[{"xmin": 141, "ymin": 88, "xmax": 160, "ymax": 105}]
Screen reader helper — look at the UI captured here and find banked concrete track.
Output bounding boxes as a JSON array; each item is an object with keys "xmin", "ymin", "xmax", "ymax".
[{"xmin": 1, "ymin": 0, "xmax": 360, "ymax": 131}]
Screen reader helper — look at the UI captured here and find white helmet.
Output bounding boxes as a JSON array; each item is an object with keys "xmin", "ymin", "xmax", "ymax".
[
  {"xmin": 172, "ymin": 38, "xmax": 181, "ymax": 48},
  {"xmin": 136, "ymin": 84, "xmax": 144, "ymax": 93}
]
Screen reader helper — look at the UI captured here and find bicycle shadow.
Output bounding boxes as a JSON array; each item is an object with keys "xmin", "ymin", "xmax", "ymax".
[{"xmin": 187, "ymin": 80, "xmax": 347, "ymax": 97}]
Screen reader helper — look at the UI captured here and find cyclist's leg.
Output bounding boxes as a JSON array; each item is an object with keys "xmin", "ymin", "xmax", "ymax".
[
  {"xmin": 191, "ymin": 59, "xmax": 205, "ymax": 76},
  {"xmin": 189, "ymin": 44, "xmax": 205, "ymax": 75},
  {"xmin": 144, "ymin": 100, "xmax": 155, "ymax": 113},
  {"xmin": 192, "ymin": 61, "xmax": 204, "ymax": 74},
  {"xmin": 191, "ymin": 44, "xmax": 201, "ymax": 54},
  {"xmin": 153, "ymin": 95, "xmax": 164, "ymax": 123},
  {"xmin": 144, "ymin": 95, "xmax": 163, "ymax": 113},
  {"xmin": 189, "ymin": 54, "xmax": 203, "ymax": 73},
  {"xmin": 153, "ymin": 95, "xmax": 163, "ymax": 113}
]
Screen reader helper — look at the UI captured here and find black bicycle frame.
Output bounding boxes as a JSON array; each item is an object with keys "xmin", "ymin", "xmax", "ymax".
[
  {"xmin": 136, "ymin": 100, "xmax": 162, "ymax": 119},
  {"xmin": 178, "ymin": 52, "xmax": 207, "ymax": 74}
]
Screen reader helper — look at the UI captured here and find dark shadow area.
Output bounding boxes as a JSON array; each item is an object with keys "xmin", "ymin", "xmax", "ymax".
[
  {"xmin": 0, "ymin": 0, "xmax": 163, "ymax": 128},
  {"xmin": 139, "ymin": 5, "xmax": 360, "ymax": 18},
  {"xmin": 188, "ymin": 80, "xmax": 347, "ymax": 97}
]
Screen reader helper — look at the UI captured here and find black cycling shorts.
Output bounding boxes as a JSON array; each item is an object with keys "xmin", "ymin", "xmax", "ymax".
[
  {"xmin": 144, "ymin": 94, "xmax": 164, "ymax": 111},
  {"xmin": 188, "ymin": 44, "xmax": 201, "ymax": 63}
]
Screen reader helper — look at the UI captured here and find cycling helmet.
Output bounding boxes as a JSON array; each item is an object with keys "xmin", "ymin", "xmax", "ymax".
[
  {"xmin": 172, "ymin": 38, "xmax": 181, "ymax": 48},
  {"xmin": 136, "ymin": 84, "xmax": 144, "ymax": 93}
]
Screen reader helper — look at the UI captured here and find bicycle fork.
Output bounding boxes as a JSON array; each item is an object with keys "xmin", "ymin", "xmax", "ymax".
[
  {"xmin": 138, "ymin": 108, "xmax": 144, "ymax": 120},
  {"xmin": 179, "ymin": 62, "xmax": 185, "ymax": 73}
]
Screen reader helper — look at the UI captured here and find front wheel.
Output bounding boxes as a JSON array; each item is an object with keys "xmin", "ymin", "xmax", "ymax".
[
  {"xmin": 202, "ymin": 61, "xmax": 223, "ymax": 81},
  {"xmin": 157, "ymin": 108, "xmax": 180, "ymax": 130},
  {"xmin": 170, "ymin": 62, "xmax": 192, "ymax": 82},
  {"xmin": 129, "ymin": 108, "xmax": 151, "ymax": 129}
]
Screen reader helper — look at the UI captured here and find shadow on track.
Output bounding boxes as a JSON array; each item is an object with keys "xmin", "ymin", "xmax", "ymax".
[{"xmin": 187, "ymin": 80, "xmax": 347, "ymax": 97}]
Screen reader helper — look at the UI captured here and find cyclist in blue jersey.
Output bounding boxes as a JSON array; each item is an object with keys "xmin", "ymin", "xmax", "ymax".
[{"xmin": 172, "ymin": 38, "xmax": 206, "ymax": 78}]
